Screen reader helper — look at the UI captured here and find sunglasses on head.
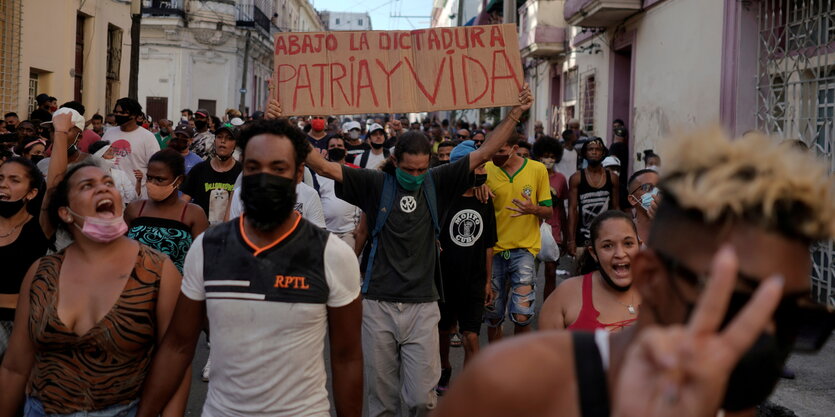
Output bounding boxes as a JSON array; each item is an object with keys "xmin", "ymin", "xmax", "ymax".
[{"xmin": 652, "ymin": 248, "xmax": 835, "ymax": 352}]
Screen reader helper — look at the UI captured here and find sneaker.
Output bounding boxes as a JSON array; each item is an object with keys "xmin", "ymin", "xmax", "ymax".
[
  {"xmin": 202, "ymin": 359, "xmax": 211, "ymax": 382},
  {"xmin": 435, "ymin": 367, "xmax": 452, "ymax": 396},
  {"xmin": 450, "ymin": 333, "xmax": 463, "ymax": 348}
]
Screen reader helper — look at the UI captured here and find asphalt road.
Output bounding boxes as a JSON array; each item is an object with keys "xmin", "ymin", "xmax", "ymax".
[{"xmin": 184, "ymin": 261, "xmax": 835, "ymax": 416}]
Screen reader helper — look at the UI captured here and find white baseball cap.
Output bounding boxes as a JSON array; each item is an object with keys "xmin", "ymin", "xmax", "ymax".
[
  {"xmin": 368, "ymin": 123, "xmax": 385, "ymax": 133},
  {"xmin": 42, "ymin": 107, "xmax": 85, "ymax": 132},
  {"xmin": 229, "ymin": 117, "xmax": 244, "ymax": 126},
  {"xmin": 602, "ymin": 156, "xmax": 621, "ymax": 168},
  {"xmin": 342, "ymin": 121, "xmax": 361, "ymax": 131}
]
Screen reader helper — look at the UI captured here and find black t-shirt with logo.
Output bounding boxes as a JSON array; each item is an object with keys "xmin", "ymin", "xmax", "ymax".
[
  {"xmin": 345, "ymin": 142, "xmax": 369, "ymax": 164},
  {"xmin": 439, "ymin": 195, "xmax": 497, "ymax": 294},
  {"xmin": 181, "ymin": 160, "xmax": 242, "ymax": 223},
  {"xmin": 336, "ymin": 155, "xmax": 472, "ymax": 303}
]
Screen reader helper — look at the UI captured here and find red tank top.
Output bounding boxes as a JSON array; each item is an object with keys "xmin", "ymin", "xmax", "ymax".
[{"xmin": 568, "ymin": 273, "xmax": 637, "ymax": 332}]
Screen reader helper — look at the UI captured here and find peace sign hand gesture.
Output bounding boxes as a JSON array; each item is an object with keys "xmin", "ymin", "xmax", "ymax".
[{"xmin": 612, "ymin": 246, "xmax": 784, "ymax": 417}]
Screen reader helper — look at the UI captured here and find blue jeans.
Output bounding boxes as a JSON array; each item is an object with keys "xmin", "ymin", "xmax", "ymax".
[
  {"xmin": 484, "ymin": 249, "xmax": 536, "ymax": 327},
  {"xmin": 24, "ymin": 397, "xmax": 138, "ymax": 417}
]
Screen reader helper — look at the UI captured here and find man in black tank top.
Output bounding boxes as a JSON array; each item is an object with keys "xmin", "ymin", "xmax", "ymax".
[
  {"xmin": 136, "ymin": 119, "xmax": 362, "ymax": 417},
  {"xmin": 567, "ymin": 138, "xmax": 619, "ymax": 256}
]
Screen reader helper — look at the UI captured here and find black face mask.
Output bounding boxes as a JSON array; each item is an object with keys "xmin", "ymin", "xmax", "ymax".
[
  {"xmin": 241, "ymin": 173, "xmax": 296, "ymax": 231},
  {"xmin": 491, "ymin": 154, "xmax": 509, "ymax": 167},
  {"xmin": 168, "ymin": 139, "xmax": 188, "ymax": 152},
  {"xmin": 474, "ymin": 173, "xmax": 488, "ymax": 187},
  {"xmin": 590, "ymin": 249, "xmax": 631, "ymax": 292},
  {"xmin": 6, "ymin": 125, "xmax": 15, "ymax": 133},
  {"xmin": 0, "ymin": 198, "xmax": 26, "ymax": 218},
  {"xmin": 370, "ymin": 141, "xmax": 385, "ymax": 150},
  {"xmin": 114, "ymin": 115, "xmax": 131, "ymax": 126},
  {"xmin": 432, "ymin": 159, "xmax": 449, "ymax": 167},
  {"xmin": 327, "ymin": 148, "xmax": 347, "ymax": 162},
  {"xmin": 160, "ymin": 129, "xmax": 170, "ymax": 136},
  {"xmin": 194, "ymin": 120, "xmax": 208, "ymax": 131},
  {"xmin": 30, "ymin": 155, "xmax": 45, "ymax": 165}
]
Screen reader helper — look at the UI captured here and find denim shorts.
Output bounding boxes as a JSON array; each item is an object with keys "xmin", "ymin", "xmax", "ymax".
[
  {"xmin": 483, "ymin": 249, "xmax": 536, "ymax": 326},
  {"xmin": 24, "ymin": 397, "xmax": 138, "ymax": 417}
]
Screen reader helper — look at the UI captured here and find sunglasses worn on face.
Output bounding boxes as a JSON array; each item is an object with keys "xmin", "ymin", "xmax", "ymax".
[{"xmin": 652, "ymin": 248, "xmax": 835, "ymax": 352}]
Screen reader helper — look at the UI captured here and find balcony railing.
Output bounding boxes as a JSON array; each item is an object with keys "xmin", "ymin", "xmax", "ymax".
[
  {"xmin": 564, "ymin": 0, "xmax": 641, "ymax": 27},
  {"xmin": 237, "ymin": 0, "xmax": 273, "ymax": 34},
  {"xmin": 519, "ymin": 0, "xmax": 567, "ymax": 58},
  {"xmin": 141, "ymin": 0, "xmax": 185, "ymax": 17}
]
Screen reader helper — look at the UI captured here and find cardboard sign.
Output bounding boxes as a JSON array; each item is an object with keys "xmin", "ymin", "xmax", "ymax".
[{"xmin": 272, "ymin": 24, "xmax": 524, "ymax": 116}]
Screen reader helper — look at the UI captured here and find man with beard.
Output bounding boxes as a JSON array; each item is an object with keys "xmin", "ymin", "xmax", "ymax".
[
  {"xmin": 101, "ymin": 97, "xmax": 161, "ymax": 192},
  {"xmin": 181, "ymin": 124, "xmax": 242, "ymax": 225},
  {"xmin": 167, "ymin": 124, "xmax": 203, "ymax": 174},
  {"xmin": 567, "ymin": 137, "xmax": 620, "ymax": 257},
  {"xmin": 135, "ymin": 119, "xmax": 362, "ymax": 417},
  {"xmin": 190, "ymin": 109, "xmax": 215, "ymax": 159},
  {"xmin": 357, "ymin": 123, "xmax": 389, "ymax": 169},
  {"xmin": 435, "ymin": 129, "xmax": 835, "ymax": 417}
]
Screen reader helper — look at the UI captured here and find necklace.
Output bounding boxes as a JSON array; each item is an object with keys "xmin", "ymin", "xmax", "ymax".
[
  {"xmin": 586, "ymin": 169, "xmax": 606, "ymax": 188},
  {"xmin": 613, "ymin": 293, "xmax": 637, "ymax": 315},
  {"xmin": 0, "ymin": 216, "xmax": 29, "ymax": 239}
]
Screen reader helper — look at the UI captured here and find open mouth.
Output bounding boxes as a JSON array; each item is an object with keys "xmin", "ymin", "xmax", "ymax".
[
  {"xmin": 95, "ymin": 198, "xmax": 117, "ymax": 219},
  {"xmin": 0, "ymin": 192, "xmax": 10, "ymax": 201},
  {"xmin": 612, "ymin": 262, "xmax": 631, "ymax": 278}
]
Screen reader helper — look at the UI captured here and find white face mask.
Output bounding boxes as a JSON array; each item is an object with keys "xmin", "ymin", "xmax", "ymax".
[
  {"xmin": 540, "ymin": 157, "xmax": 555, "ymax": 170},
  {"xmin": 647, "ymin": 165, "xmax": 659, "ymax": 172},
  {"xmin": 349, "ymin": 130, "xmax": 360, "ymax": 140},
  {"xmin": 298, "ymin": 122, "xmax": 305, "ymax": 129}
]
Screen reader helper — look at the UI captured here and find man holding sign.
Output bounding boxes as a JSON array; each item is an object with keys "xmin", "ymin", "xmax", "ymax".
[{"xmin": 273, "ymin": 82, "xmax": 530, "ymax": 416}]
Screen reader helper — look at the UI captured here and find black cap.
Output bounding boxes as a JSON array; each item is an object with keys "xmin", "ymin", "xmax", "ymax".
[
  {"xmin": 36, "ymin": 94, "xmax": 50, "ymax": 105},
  {"xmin": 173, "ymin": 124, "xmax": 194, "ymax": 138},
  {"xmin": 214, "ymin": 123, "xmax": 239, "ymax": 141}
]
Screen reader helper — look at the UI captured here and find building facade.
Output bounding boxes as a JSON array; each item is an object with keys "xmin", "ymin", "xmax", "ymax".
[
  {"xmin": 510, "ymin": 0, "xmax": 833, "ymax": 305},
  {"xmin": 318, "ymin": 11, "xmax": 372, "ymax": 31},
  {"xmin": 0, "ymin": 0, "xmax": 131, "ymax": 119}
]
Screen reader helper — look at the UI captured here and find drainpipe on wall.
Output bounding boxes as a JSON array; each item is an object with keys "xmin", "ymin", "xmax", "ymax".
[
  {"xmin": 129, "ymin": 0, "xmax": 141, "ymax": 100},
  {"xmin": 239, "ymin": 30, "xmax": 251, "ymax": 115},
  {"xmin": 501, "ymin": 0, "xmax": 516, "ymax": 120}
]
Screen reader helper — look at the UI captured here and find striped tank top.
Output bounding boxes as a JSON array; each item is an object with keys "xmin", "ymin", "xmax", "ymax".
[{"xmin": 26, "ymin": 244, "xmax": 164, "ymax": 414}]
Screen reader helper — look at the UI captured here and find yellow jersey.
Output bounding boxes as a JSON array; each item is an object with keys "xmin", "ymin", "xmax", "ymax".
[{"xmin": 486, "ymin": 158, "xmax": 552, "ymax": 256}]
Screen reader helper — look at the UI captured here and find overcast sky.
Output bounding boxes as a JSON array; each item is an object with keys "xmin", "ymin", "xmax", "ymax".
[{"xmin": 311, "ymin": 0, "xmax": 433, "ymax": 30}]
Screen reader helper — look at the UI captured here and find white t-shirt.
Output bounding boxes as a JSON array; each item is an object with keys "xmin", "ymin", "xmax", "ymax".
[
  {"xmin": 181, "ymin": 233, "xmax": 360, "ymax": 417},
  {"xmin": 101, "ymin": 126, "xmax": 160, "ymax": 183},
  {"xmin": 316, "ymin": 175, "xmax": 361, "ymax": 234},
  {"xmin": 229, "ymin": 175, "xmax": 326, "ymax": 228},
  {"xmin": 362, "ymin": 151, "xmax": 386, "ymax": 170},
  {"xmin": 556, "ymin": 147, "xmax": 578, "ymax": 183}
]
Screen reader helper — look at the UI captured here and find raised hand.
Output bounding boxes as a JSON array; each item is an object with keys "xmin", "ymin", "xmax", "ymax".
[
  {"xmin": 266, "ymin": 100, "xmax": 283, "ymax": 120},
  {"xmin": 612, "ymin": 246, "xmax": 784, "ymax": 417}
]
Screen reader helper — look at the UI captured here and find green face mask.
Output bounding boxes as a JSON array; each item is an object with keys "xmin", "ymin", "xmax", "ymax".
[{"xmin": 395, "ymin": 167, "xmax": 427, "ymax": 191}]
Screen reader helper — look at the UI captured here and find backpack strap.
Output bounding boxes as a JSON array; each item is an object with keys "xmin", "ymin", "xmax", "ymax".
[
  {"xmin": 422, "ymin": 172, "xmax": 440, "ymax": 238},
  {"xmin": 359, "ymin": 150, "xmax": 369, "ymax": 168},
  {"xmin": 362, "ymin": 174, "xmax": 397, "ymax": 293},
  {"xmin": 572, "ymin": 331, "xmax": 611, "ymax": 417}
]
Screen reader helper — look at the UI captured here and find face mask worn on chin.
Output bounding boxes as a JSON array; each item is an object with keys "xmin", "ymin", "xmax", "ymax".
[
  {"xmin": 328, "ymin": 148, "xmax": 347, "ymax": 162},
  {"xmin": 540, "ymin": 157, "xmax": 556, "ymax": 170},
  {"xmin": 146, "ymin": 181, "xmax": 178, "ymax": 202},
  {"xmin": 640, "ymin": 188, "xmax": 659, "ymax": 211},
  {"xmin": 395, "ymin": 168, "xmax": 426, "ymax": 192},
  {"xmin": 67, "ymin": 208, "xmax": 128, "ymax": 243},
  {"xmin": 593, "ymin": 251, "xmax": 631, "ymax": 292},
  {"xmin": 370, "ymin": 141, "xmax": 385, "ymax": 150},
  {"xmin": 0, "ymin": 198, "xmax": 26, "ymax": 218},
  {"xmin": 491, "ymin": 154, "xmax": 510, "ymax": 167},
  {"xmin": 241, "ymin": 173, "xmax": 296, "ymax": 231},
  {"xmin": 114, "ymin": 115, "xmax": 131, "ymax": 126}
]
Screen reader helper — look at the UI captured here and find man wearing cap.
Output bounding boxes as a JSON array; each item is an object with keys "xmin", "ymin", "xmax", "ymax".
[
  {"xmin": 602, "ymin": 155, "xmax": 621, "ymax": 177},
  {"xmin": 168, "ymin": 124, "xmax": 203, "ymax": 174},
  {"xmin": 190, "ymin": 109, "xmax": 215, "ymax": 159},
  {"xmin": 102, "ymin": 97, "xmax": 161, "ymax": 193},
  {"xmin": 182, "ymin": 123, "xmax": 241, "ymax": 225},
  {"xmin": 343, "ymin": 121, "xmax": 368, "ymax": 164},
  {"xmin": 30, "ymin": 94, "xmax": 53, "ymax": 123},
  {"xmin": 435, "ymin": 140, "xmax": 497, "ymax": 395},
  {"xmin": 357, "ymin": 123, "xmax": 389, "ymax": 169},
  {"xmin": 610, "ymin": 126, "xmax": 630, "ymax": 207}
]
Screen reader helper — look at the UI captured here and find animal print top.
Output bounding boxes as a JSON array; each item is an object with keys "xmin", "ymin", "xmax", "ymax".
[{"xmin": 27, "ymin": 245, "xmax": 164, "ymax": 414}]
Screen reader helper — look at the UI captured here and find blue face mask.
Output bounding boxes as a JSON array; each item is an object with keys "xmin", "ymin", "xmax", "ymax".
[
  {"xmin": 395, "ymin": 167, "xmax": 426, "ymax": 191},
  {"xmin": 640, "ymin": 188, "xmax": 659, "ymax": 211}
]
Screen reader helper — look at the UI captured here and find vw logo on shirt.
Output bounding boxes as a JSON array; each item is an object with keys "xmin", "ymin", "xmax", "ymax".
[{"xmin": 449, "ymin": 209, "xmax": 483, "ymax": 247}]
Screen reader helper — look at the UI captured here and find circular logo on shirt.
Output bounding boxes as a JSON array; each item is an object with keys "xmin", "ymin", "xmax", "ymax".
[
  {"xmin": 399, "ymin": 196, "xmax": 417, "ymax": 213},
  {"xmin": 522, "ymin": 185, "xmax": 533, "ymax": 199},
  {"xmin": 449, "ymin": 209, "xmax": 483, "ymax": 247}
]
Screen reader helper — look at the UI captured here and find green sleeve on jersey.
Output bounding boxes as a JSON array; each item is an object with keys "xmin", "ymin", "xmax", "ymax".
[{"xmin": 538, "ymin": 199, "xmax": 553, "ymax": 207}]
